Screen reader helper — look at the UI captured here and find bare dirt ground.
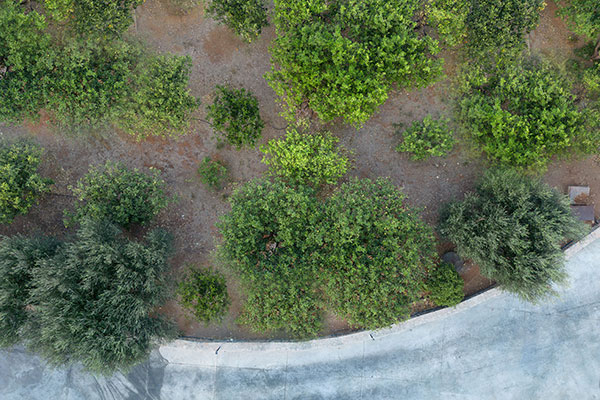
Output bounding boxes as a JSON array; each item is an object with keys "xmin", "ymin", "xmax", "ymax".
[{"xmin": 0, "ymin": 1, "xmax": 597, "ymax": 340}]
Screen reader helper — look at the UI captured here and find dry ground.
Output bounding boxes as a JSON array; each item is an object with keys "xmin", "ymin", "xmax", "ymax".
[{"xmin": 0, "ymin": 0, "xmax": 598, "ymax": 340}]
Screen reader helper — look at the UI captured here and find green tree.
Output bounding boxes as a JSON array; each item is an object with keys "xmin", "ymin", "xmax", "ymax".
[
  {"xmin": 425, "ymin": 262, "xmax": 464, "ymax": 307},
  {"xmin": 465, "ymin": 0, "xmax": 544, "ymax": 56},
  {"xmin": 395, "ymin": 115, "xmax": 455, "ymax": 161},
  {"xmin": 318, "ymin": 178, "xmax": 437, "ymax": 328},
  {"xmin": 557, "ymin": 0, "xmax": 600, "ymax": 44},
  {"xmin": 438, "ymin": 169, "xmax": 587, "ymax": 303},
  {"xmin": 426, "ymin": 0, "xmax": 469, "ymax": 47},
  {"xmin": 0, "ymin": 1, "xmax": 52, "ymax": 122},
  {"xmin": 116, "ymin": 54, "xmax": 199, "ymax": 138},
  {"xmin": 69, "ymin": 161, "xmax": 170, "ymax": 229},
  {"xmin": 0, "ymin": 236, "xmax": 61, "ymax": 347},
  {"xmin": 267, "ymin": 0, "xmax": 442, "ymax": 126},
  {"xmin": 0, "ymin": 142, "xmax": 53, "ymax": 224},
  {"xmin": 24, "ymin": 219, "xmax": 175, "ymax": 374},
  {"xmin": 458, "ymin": 58, "xmax": 594, "ymax": 169},
  {"xmin": 177, "ymin": 266, "xmax": 230, "ymax": 323},
  {"xmin": 206, "ymin": 0, "xmax": 269, "ymax": 42},
  {"xmin": 206, "ymin": 85, "xmax": 264, "ymax": 149},
  {"xmin": 260, "ymin": 129, "xmax": 349, "ymax": 186},
  {"xmin": 217, "ymin": 179, "xmax": 322, "ymax": 336}
]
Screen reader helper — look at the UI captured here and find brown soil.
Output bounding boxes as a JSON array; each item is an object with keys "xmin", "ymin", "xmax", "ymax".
[{"xmin": 0, "ymin": 1, "xmax": 596, "ymax": 340}]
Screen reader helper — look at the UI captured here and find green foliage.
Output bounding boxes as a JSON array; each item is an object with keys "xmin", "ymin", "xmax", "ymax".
[
  {"xmin": 267, "ymin": 0, "xmax": 443, "ymax": 126},
  {"xmin": 458, "ymin": 59, "xmax": 592, "ymax": 169},
  {"xmin": 465, "ymin": 0, "xmax": 544, "ymax": 56},
  {"xmin": 583, "ymin": 61, "xmax": 600, "ymax": 96},
  {"xmin": 206, "ymin": 0, "xmax": 269, "ymax": 42},
  {"xmin": 425, "ymin": 262, "xmax": 464, "ymax": 307},
  {"xmin": 177, "ymin": 266, "xmax": 230, "ymax": 323},
  {"xmin": 260, "ymin": 129, "xmax": 349, "ymax": 186},
  {"xmin": 74, "ymin": 0, "xmax": 144, "ymax": 36},
  {"xmin": 206, "ymin": 85, "xmax": 264, "ymax": 149},
  {"xmin": 43, "ymin": 0, "xmax": 74, "ymax": 21},
  {"xmin": 319, "ymin": 178, "xmax": 436, "ymax": 328},
  {"xmin": 46, "ymin": 39, "xmax": 140, "ymax": 129},
  {"xmin": 427, "ymin": 0, "xmax": 469, "ymax": 47},
  {"xmin": 557, "ymin": 0, "xmax": 600, "ymax": 40},
  {"xmin": 0, "ymin": 142, "xmax": 53, "ymax": 224},
  {"xmin": 69, "ymin": 161, "xmax": 170, "ymax": 229},
  {"xmin": 217, "ymin": 179, "xmax": 322, "ymax": 337},
  {"xmin": 438, "ymin": 169, "xmax": 587, "ymax": 303},
  {"xmin": 197, "ymin": 157, "xmax": 229, "ymax": 191},
  {"xmin": 0, "ymin": 236, "xmax": 61, "ymax": 348},
  {"xmin": 24, "ymin": 219, "xmax": 175, "ymax": 374},
  {"xmin": 395, "ymin": 116, "xmax": 455, "ymax": 160},
  {"xmin": 115, "ymin": 54, "xmax": 199, "ymax": 138},
  {"xmin": 0, "ymin": 1, "xmax": 52, "ymax": 122}
]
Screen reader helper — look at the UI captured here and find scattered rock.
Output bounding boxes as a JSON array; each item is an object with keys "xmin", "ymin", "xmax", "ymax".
[{"xmin": 442, "ymin": 251, "xmax": 472, "ymax": 274}]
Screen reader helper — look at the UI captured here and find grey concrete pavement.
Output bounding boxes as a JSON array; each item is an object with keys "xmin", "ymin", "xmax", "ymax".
[{"xmin": 2, "ymin": 235, "xmax": 600, "ymax": 400}]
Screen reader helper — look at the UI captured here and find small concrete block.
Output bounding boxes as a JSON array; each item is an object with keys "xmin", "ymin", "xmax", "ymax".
[
  {"xmin": 569, "ymin": 186, "xmax": 590, "ymax": 205},
  {"xmin": 571, "ymin": 205, "xmax": 595, "ymax": 224}
]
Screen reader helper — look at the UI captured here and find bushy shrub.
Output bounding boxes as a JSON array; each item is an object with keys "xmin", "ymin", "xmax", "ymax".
[
  {"xmin": 177, "ymin": 266, "xmax": 230, "ymax": 323},
  {"xmin": 395, "ymin": 116, "xmax": 455, "ymax": 161},
  {"xmin": 73, "ymin": 0, "xmax": 144, "ymax": 36},
  {"xmin": 197, "ymin": 157, "xmax": 229, "ymax": 191},
  {"xmin": 43, "ymin": 0, "xmax": 74, "ymax": 21},
  {"xmin": 0, "ymin": 142, "xmax": 53, "ymax": 224},
  {"xmin": 426, "ymin": 0, "xmax": 469, "ymax": 47},
  {"xmin": 46, "ymin": 39, "xmax": 139, "ymax": 129},
  {"xmin": 24, "ymin": 219, "xmax": 175, "ymax": 374},
  {"xmin": 557, "ymin": 0, "xmax": 600, "ymax": 41},
  {"xmin": 267, "ymin": 0, "xmax": 442, "ymax": 126},
  {"xmin": 458, "ymin": 59, "xmax": 592, "ymax": 169},
  {"xmin": 425, "ymin": 262, "xmax": 464, "ymax": 307},
  {"xmin": 206, "ymin": 0, "xmax": 269, "ymax": 42},
  {"xmin": 0, "ymin": 1, "xmax": 52, "ymax": 122},
  {"xmin": 438, "ymin": 169, "xmax": 587, "ymax": 303},
  {"xmin": 116, "ymin": 54, "xmax": 199, "ymax": 138},
  {"xmin": 206, "ymin": 85, "xmax": 264, "ymax": 149},
  {"xmin": 69, "ymin": 161, "xmax": 170, "ymax": 229},
  {"xmin": 217, "ymin": 179, "xmax": 322, "ymax": 336},
  {"xmin": 583, "ymin": 61, "xmax": 600, "ymax": 96},
  {"xmin": 318, "ymin": 178, "xmax": 437, "ymax": 328},
  {"xmin": 0, "ymin": 236, "xmax": 61, "ymax": 347},
  {"xmin": 465, "ymin": 0, "xmax": 544, "ymax": 56},
  {"xmin": 260, "ymin": 129, "xmax": 349, "ymax": 186}
]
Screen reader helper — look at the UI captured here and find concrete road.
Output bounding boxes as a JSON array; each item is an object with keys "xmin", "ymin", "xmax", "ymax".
[{"xmin": 2, "ymin": 236, "xmax": 600, "ymax": 400}]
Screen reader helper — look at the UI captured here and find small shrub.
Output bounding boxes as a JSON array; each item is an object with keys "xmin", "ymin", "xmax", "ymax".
[
  {"xmin": 69, "ymin": 161, "xmax": 170, "ymax": 229},
  {"xmin": 319, "ymin": 178, "xmax": 437, "ymax": 329},
  {"xmin": 426, "ymin": 0, "xmax": 469, "ymax": 47},
  {"xmin": 206, "ymin": 85, "xmax": 264, "ymax": 149},
  {"xmin": 116, "ymin": 54, "xmax": 199, "ymax": 138},
  {"xmin": 395, "ymin": 116, "xmax": 455, "ymax": 161},
  {"xmin": 24, "ymin": 219, "xmax": 175, "ymax": 374},
  {"xmin": 0, "ymin": 235, "xmax": 62, "ymax": 348},
  {"xmin": 583, "ymin": 62, "xmax": 600, "ymax": 97},
  {"xmin": 74, "ymin": 0, "xmax": 144, "ymax": 36},
  {"xmin": 0, "ymin": 142, "xmax": 53, "ymax": 224},
  {"xmin": 260, "ymin": 129, "xmax": 349, "ymax": 186},
  {"xmin": 438, "ymin": 169, "xmax": 587, "ymax": 302},
  {"xmin": 198, "ymin": 157, "xmax": 229, "ymax": 191},
  {"xmin": 458, "ymin": 59, "xmax": 593, "ymax": 169},
  {"xmin": 425, "ymin": 262, "xmax": 464, "ymax": 307},
  {"xmin": 177, "ymin": 266, "xmax": 230, "ymax": 323},
  {"xmin": 206, "ymin": 0, "xmax": 269, "ymax": 42}
]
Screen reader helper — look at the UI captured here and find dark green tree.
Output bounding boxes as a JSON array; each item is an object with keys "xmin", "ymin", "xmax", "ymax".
[
  {"xmin": 438, "ymin": 169, "xmax": 587, "ymax": 302},
  {"xmin": 0, "ymin": 236, "xmax": 61, "ymax": 347},
  {"xmin": 24, "ymin": 219, "xmax": 175, "ymax": 374}
]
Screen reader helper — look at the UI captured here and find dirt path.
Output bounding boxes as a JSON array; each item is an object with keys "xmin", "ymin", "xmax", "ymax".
[{"xmin": 0, "ymin": 1, "xmax": 597, "ymax": 340}]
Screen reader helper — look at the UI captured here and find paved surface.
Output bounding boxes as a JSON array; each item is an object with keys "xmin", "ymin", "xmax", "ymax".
[{"xmin": 2, "ymin": 236, "xmax": 600, "ymax": 400}]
